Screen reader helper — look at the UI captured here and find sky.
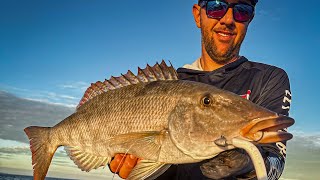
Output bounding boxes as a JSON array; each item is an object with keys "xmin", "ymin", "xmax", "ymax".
[
  {"xmin": 1, "ymin": 0, "xmax": 319, "ymax": 132},
  {"xmin": 0, "ymin": 0, "xmax": 320, "ymax": 179}
]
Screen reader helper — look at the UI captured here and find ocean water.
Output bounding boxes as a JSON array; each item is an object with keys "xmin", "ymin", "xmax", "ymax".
[{"xmin": 0, "ymin": 173, "xmax": 75, "ymax": 180}]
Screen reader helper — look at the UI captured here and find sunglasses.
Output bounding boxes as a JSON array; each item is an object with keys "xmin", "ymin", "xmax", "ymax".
[{"xmin": 199, "ymin": 0, "xmax": 255, "ymax": 22}]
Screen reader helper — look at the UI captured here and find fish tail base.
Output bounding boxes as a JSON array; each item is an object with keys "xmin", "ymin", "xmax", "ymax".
[{"xmin": 24, "ymin": 126, "xmax": 57, "ymax": 180}]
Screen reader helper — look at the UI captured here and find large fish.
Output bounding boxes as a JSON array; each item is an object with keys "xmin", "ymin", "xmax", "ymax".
[{"xmin": 24, "ymin": 61, "xmax": 294, "ymax": 180}]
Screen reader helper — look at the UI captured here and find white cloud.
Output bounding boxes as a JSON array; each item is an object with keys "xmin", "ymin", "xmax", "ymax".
[
  {"xmin": 59, "ymin": 81, "xmax": 89, "ymax": 90},
  {"xmin": 0, "ymin": 89, "xmax": 78, "ymax": 108},
  {"xmin": 0, "ymin": 139, "xmax": 29, "ymax": 148},
  {"xmin": 0, "ymin": 82, "xmax": 85, "ymax": 108},
  {"xmin": 0, "ymin": 146, "xmax": 30, "ymax": 154},
  {"xmin": 287, "ymin": 133, "xmax": 320, "ymax": 149},
  {"xmin": 255, "ymin": 9, "xmax": 281, "ymax": 21},
  {"xmin": 0, "ymin": 139, "xmax": 66, "ymax": 157},
  {"xmin": 312, "ymin": 136, "xmax": 320, "ymax": 147},
  {"xmin": 24, "ymin": 97, "xmax": 77, "ymax": 108},
  {"xmin": 257, "ymin": 10, "xmax": 268, "ymax": 16},
  {"xmin": 45, "ymin": 92, "xmax": 60, "ymax": 101},
  {"xmin": 60, "ymin": 95, "xmax": 77, "ymax": 100},
  {"xmin": 41, "ymin": 91, "xmax": 77, "ymax": 101},
  {"xmin": 0, "ymin": 84, "xmax": 31, "ymax": 94}
]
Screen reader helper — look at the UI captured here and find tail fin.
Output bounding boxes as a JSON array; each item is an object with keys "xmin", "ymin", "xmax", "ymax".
[{"xmin": 24, "ymin": 126, "xmax": 58, "ymax": 180}]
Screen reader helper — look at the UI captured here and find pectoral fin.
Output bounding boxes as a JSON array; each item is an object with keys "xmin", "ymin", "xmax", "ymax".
[
  {"xmin": 127, "ymin": 160, "xmax": 171, "ymax": 180},
  {"xmin": 108, "ymin": 131, "xmax": 167, "ymax": 160}
]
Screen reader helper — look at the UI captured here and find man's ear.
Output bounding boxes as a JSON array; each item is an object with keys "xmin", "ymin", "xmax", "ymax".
[{"xmin": 192, "ymin": 4, "xmax": 201, "ymax": 28}]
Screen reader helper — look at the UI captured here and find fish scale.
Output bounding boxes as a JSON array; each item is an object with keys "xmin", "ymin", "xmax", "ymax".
[{"xmin": 52, "ymin": 84, "xmax": 179, "ymax": 154}]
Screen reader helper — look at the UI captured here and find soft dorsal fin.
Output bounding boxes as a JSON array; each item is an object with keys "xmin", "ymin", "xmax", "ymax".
[{"xmin": 77, "ymin": 60, "xmax": 177, "ymax": 109}]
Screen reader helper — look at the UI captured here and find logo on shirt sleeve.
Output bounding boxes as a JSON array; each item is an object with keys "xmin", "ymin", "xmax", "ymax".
[
  {"xmin": 240, "ymin": 90, "xmax": 251, "ymax": 100},
  {"xmin": 282, "ymin": 90, "xmax": 292, "ymax": 111}
]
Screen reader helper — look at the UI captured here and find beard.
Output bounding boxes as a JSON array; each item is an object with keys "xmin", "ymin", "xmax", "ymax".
[{"xmin": 201, "ymin": 27, "xmax": 245, "ymax": 65}]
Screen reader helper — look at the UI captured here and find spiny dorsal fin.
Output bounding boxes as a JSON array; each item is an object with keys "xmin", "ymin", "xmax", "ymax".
[{"xmin": 77, "ymin": 60, "xmax": 177, "ymax": 109}]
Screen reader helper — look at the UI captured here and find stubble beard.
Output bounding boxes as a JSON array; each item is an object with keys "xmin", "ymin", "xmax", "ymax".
[{"xmin": 201, "ymin": 28, "xmax": 244, "ymax": 65}]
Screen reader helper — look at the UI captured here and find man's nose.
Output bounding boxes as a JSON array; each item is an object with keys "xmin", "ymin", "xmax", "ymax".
[{"xmin": 219, "ymin": 8, "xmax": 235, "ymax": 25}]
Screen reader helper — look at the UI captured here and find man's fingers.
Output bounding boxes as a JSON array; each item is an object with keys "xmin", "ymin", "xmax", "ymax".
[
  {"xmin": 110, "ymin": 154, "xmax": 125, "ymax": 173},
  {"xmin": 118, "ymin": 155, "xmax": 138, "ymax": 179},
  {"xmin": 109, "ymin": 154, "xmax": 140, "ymax": 179}
]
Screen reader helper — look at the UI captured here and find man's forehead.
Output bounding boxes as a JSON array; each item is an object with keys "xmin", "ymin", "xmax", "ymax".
[
  {"xmin": 226, "ymin": 0, "xmax": 253, "ymax": 5},
  {"xmin": 198, "ymin": 0, "xmax": 256, "ymax": 6},
  {"xmin": 200, "ymin": 0, "xmax": 253, "ymax": 5}
]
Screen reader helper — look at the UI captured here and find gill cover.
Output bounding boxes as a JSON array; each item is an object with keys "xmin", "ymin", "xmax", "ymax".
[{"xmin": 168, "ymin": 104, "xmax": 226, "ymax": 160}]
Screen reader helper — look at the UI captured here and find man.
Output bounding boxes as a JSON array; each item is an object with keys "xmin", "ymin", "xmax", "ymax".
[{"xmin": 109, "ymin": 0, "xmax": 292, "ymax": 179}]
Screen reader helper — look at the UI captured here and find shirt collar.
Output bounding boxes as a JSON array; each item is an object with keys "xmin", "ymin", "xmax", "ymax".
[
  {"xmin": 182, "ymin": 56, "xmax": 248, "ymax": 73},
  {"xmin": 182, "ymin": 58, "xmax": 203, "ymax": 71}
]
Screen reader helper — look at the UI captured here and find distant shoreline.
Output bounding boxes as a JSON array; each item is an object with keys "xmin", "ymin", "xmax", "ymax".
[{"xmin": 0, "ymin": 172, "xmax": 76, "ymax": 180}]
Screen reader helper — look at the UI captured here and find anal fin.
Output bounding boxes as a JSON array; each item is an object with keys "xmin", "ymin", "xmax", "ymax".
[
  {"xmin": 127, "ymin": 160, "xmax": 171, "ymax": 180},
  {"xmin": 65, "ymin": 146, "xmax": 111, "ymax": 172}
]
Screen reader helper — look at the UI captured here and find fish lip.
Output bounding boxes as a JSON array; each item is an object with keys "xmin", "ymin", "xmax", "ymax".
[{"xmin": 240, "ymin": 115, "xmax": 295, "ymax": 142}]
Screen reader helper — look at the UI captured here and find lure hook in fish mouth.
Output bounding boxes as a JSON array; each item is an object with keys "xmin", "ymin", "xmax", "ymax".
[
  {"xmin": 252, "ymin": 131, "xmax": 264, "ymax": 142},
  {"xmin": 240, "ymin": 115, "xmax": 295, "ymax": 143}
]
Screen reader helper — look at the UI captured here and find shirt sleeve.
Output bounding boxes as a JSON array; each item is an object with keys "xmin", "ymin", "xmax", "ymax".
[
  {"xmin": 255, "ymin": 67, "xmax": 292, "ymax": 116},
  {"xmin": 249, "ymin": 67, "xmax": 292, "ymax": 180}
]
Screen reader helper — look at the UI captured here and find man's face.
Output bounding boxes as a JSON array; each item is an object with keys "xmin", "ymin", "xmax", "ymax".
[{"xmin": 194, "ymin": 0, "xmax": 253, "ymax": 64}]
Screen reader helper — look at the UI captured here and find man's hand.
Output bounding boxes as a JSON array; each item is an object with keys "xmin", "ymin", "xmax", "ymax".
[
  {"xmin": 109, "ymin": 154, "xmax": 139, "ymax": 179},
  {"xmin": 200, "ymin": 149, "xmax": 255, "ymax": 179}
]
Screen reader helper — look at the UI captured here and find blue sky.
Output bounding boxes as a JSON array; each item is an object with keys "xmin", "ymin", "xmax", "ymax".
[{"xmin": 1, "ymin": 0, "xmax": 319, "ymax": 133}]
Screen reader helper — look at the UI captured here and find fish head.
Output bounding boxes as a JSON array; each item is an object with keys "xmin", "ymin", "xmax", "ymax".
[{"xmin": 168, "ymin": 82, "xmax": 294, "ymax": 160}]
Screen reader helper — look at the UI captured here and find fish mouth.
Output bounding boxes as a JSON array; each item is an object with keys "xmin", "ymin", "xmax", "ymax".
[{"xmin": 240, "ymin": 115, "xmax": 295, "ymax": 143}]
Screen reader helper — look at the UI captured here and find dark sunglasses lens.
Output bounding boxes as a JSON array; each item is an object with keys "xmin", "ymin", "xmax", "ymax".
[
  {"xmin": 206, "ymin": 1, "xmax": 228, "ymax": 19},
  {"xmin": 234, "ymin": 4, "xmax": 254, "ymax": 22}
]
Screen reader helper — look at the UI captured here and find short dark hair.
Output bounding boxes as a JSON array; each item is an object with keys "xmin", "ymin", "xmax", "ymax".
[{"xmin": 198, "ymin": 0, "xmax": 258, "ymax": 6}]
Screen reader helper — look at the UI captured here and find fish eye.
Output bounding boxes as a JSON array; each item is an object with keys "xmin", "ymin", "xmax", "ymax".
[{"xmin": 202, "ymin": 96, "xmax": 211, "ymax": 106}]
